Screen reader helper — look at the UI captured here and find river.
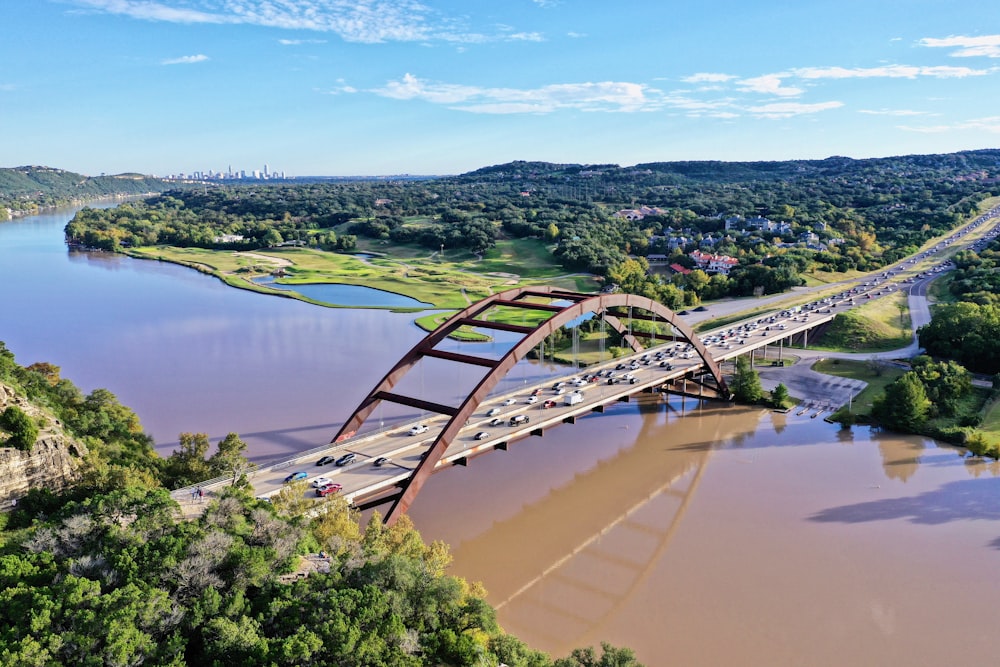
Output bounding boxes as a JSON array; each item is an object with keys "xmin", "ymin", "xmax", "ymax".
[{"xmin": 3, "ymin": 204, "xmax": 999, "ymax": 665}]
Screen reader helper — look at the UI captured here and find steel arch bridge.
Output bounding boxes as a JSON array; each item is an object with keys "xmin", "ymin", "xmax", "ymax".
[{"xmin": 330, "ymin": 286, "xmax": 728, "ymax": 524}]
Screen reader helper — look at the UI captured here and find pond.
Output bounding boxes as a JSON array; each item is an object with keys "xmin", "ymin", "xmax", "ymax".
[{"xmin": 253, "ymin": 276, "xmax": 432, "ymax": 309}]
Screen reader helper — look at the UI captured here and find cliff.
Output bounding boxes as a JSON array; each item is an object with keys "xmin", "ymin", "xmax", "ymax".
[{"xmin": 0, "ymin": 382, "xmax": 87, "ymax": 507}]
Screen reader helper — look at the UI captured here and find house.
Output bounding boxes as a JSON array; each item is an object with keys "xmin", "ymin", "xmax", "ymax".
[
  {"xmin": 690, "ymin": 249, "xmax": 739, "ymax": 275},
  {"xmin": 668, "ymin": 263, "xmax": 691, "ymax": 275},
  {"xmin": 646, "ymin": 254, "xmax": 669, "ymax": 264},
  {"xmin": 612, "ymin": 205, "xmax": 666, "ymax": 221}
]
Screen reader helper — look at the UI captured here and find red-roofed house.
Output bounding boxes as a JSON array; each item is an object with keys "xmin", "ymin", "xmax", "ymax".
[{"xmin": 689, "ymin": 250, "xmax": 739, "ymax": 275}]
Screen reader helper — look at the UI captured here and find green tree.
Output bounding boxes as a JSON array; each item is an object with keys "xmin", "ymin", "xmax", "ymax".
[
  {"xmin": 872, "ymin": 372, "xmax": 931, "ymax": 433},
  {"xmin": 208, "ymin": 432, "xmax": 255, "ymax": 486},
  {"xmin": 770, "ymin": 383, "xmax": 790, "ymax": 409},
  {"xmin": 730, "ymin": 356, "xmax": 764, "ymax": 403},
  {"xmin": 0, "ymin": 405, "xmax": 38, "ymax": 451},
  {"xmin": 163, "ymin": 432, "xmax": 213, "ymax": 487}
]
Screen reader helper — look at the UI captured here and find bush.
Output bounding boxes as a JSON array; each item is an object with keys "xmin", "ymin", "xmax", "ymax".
[{"xmin": 0, "ymin": 405, "xmax": 38, "ymax": 451}]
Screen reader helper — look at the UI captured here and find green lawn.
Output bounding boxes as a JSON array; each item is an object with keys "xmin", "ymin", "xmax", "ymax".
[
  {"xmin": 808, "ymin": 290, "xmax": 912, "ymax": 353},
  {"xmin": 812, "ymin": 358, "xmax": 905, "ymax": 416}
]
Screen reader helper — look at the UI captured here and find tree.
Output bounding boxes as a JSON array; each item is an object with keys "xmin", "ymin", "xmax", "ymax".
[
  {"xmin": 554, "ymin": 642, "xmax": 645, "ymax": 667},
  {"xmin": 208, "ymin": 432, "xmax": 255, "ymax": 486},
  {"xmin": 770, "ymin": 383, "xmax": 790, "ymax": 409},
  {"xmin": 0, "ymin": 405, "xmax": 39, "ymax": 451},
  {"xmin": 730, "ymin": 356, "xmax": 764, "ymax": 403},
  {"xmin": 872, "ymin": 372, "xmax": 931, "ymax": 433},
  {"xmin": 163, "ymin": 432, "xmax": 212, "ymax": 487}
]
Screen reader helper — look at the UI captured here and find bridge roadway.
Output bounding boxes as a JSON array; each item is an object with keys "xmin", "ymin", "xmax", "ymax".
[{"xmin": 172, "ymin": 204, "xmax": 1000, "ymax": 512}]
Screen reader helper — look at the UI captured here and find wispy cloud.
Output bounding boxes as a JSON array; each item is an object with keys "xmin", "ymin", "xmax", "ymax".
[
  {"xmin": 794, "ymin": 64, "xmax": 990, "ymax": 79},
  {"xmin": 920, "ymin": 34, "xmax": 1000, "ymax": 58},
  {"xmin": 70, "ymin": 0, "xmax": 543, "ymax": 44},
  {"xmin": 278, "ymin": 38, "xmax": 328, "ymax": 46},
  {"xmin": 0, "ymin": 83, "xmax": 15, "ymax": 92},
  {"xmin": 747, "ymin": 101, "xmax": 843, "ymax": 119},
  {"xmin": 683, "ymin": 73, "xmax": 737, "ymax": 84},
  {"xmin": 900, "ymin": 116, "xmax": 1000, "ymax": 133},
  {"xmin": 161, "ymin": 54, "xmax": 209, "ymax": 65},
  {"xmin": 859, "ymin": 109, "xmax": 933, "ymax": 116},
  {"xmin": 737, "ymin": 74, "xmax": 803, "ymax": 97},
  {"xmin": 373, "ymin": 73, "xmax": 659, "ymax": 113}
]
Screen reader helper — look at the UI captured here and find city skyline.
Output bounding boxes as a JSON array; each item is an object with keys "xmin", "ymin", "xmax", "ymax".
[{"xmin": 3, "ymin": 1, "xmax": 1000, "ymax": 177}]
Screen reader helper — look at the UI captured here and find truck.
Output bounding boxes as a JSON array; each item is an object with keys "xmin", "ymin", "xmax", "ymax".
[{"xmin": 564, "ymin": 391, "xmax": 584, "ymax": 406}]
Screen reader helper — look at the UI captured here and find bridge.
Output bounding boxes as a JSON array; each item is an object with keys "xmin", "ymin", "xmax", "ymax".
[{"xmin": 171, "ymin": 203, "xmax": 1000, "ymax": 522}]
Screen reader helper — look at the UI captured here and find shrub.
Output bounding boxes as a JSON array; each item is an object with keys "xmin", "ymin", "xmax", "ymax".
[{"xmin": 0, "ymin": 405, "xmax": 38, "ymax": 451}]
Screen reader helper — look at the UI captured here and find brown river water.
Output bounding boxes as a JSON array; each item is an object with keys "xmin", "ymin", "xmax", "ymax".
[{"xmin": 3, "ymin": 205, "xmax": 1000, "ymax": 665}]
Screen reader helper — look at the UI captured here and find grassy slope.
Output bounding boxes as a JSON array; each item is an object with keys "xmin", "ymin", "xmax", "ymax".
[{"xmin": 809, "ymin": 290, "xmax": 912, "ymax": 353}]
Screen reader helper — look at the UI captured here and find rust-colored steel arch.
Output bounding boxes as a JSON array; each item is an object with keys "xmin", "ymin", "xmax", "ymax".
[{"xmin": 330, "ymin": 286, "xmax": 727, "ymax": 524}]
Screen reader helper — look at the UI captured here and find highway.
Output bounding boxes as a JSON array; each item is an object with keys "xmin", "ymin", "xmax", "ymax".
[{"xmin": 172, "ymin": 203, "xmax": 1000, "ymax": 513}]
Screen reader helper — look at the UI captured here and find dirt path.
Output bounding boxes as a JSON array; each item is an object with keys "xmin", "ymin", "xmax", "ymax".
[{"xmin": 233, "ymin": 251, "xmax": 293, "ymax": 268}]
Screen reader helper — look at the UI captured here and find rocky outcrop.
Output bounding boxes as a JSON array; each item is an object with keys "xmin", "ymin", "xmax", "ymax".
[
  {"xmin": 0, "ymin": 437, "xmax": 87, "ymax": 506},
  {"xmin": 0, "ymin": 382, "xmax": 87, "ymax": 507}
]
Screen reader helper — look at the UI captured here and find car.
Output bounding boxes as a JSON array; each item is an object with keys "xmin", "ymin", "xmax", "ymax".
[
  {"xmin": 373, "ymin": 457, "xmax": 391, "ymax": 467},
  {"xmin": 312, "ymin": 476, "xmax": 334, "ymax": 488},
  {"xmin": 408, "ymin": 424, "xmax": 428, "ymax": 436},
  {"xmin": 489, "ymin": 417, "xmax": 505, "ymax": 427},
  {"xmin": 509, "ymin": 414, "xmax": 530, "ymax": 426},
  {"xmin": 487, "ymin": 408, "xmax": 501, "ymax": 417},
  {"xmin": 335, "ymin": 453, "xmax": 356, "ymax": 466},
  {"xmin": 316, "ymin": 455, "xmax": 337, "ymax": 466},
  {"xmin": 526, "ymin": 396, "xmax": 539, "ymax": 404},
  {"xmin": 531, "ymin": 388, "xmax": 543, "ymax": 396},
  {"xmin": 543, "ymin": 400, "xmax": 557, "ymax": 408},
  {"xmin": 474, "ymin": 431, "xmax": 490, "ymax": 440},
  {"xmin": 315, "ymin": 483, "xmax": 342, "ymax": 497},
  {"xmin": 284, "ymin": 471, "xmax": 308, "ymax": 483},
  {"xmin": 502, "ymin": 398, "xmax": 516, "ymax": 406}
]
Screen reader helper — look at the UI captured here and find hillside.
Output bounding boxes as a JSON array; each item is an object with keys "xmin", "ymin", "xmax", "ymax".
[{"xmin": 0, "ymin": 165, "xmax": 175, "ymax": 217}]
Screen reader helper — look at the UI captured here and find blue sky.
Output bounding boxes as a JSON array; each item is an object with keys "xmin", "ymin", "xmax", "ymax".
[{"xmin": 3, "ymin": 0, "xmax": 999, "ymax": 176}]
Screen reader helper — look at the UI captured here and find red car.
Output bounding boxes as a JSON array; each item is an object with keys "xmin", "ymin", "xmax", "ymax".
[
  {"xmin": 315, "ymin": 483, "xmax": 342, "ymax": 497},
  {"xmin": 543, "ymin": 400, "xmax": 557, "ymax": 408}
]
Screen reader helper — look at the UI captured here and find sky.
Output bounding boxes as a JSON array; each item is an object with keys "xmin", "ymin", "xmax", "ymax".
[{"xmin": 3, "ymin": 0, "xmax": 1000, "ymax": 176}]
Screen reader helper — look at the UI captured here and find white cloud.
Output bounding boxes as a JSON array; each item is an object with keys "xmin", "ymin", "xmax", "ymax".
[
  {"xmin": 70, "ymin": 0, "xmax": 543, "ymax": 44},
  {"xmin": 900, "ymin": 116, "xmax": 1000, "ymax": 133},
  {"xmin": 747, "ymin": 101, "xmax": 843, "ymax": 119},
  {"xmin": 373, "ymin": 73, "xmax": 661, "ymax": 113},
  {"xmin": 794, "ymin": 64, "xmax": 990, "ymax": 79},
  {"xmin": 278, "ymin": 38, "xmax": 328, "ymax": 45},
  {"xmin": 920, "ymin": 34, "xmax": 1000, "ymax": 58},
  {"xmin": 683, "ymin": 73, "xmax": 736, "ymax": 84},
  {"xmin": 567, "ymin": 31, "xmax": 586, "ymax": 39},
  {"xmin": 858, "ymin": 109, "xmax": 932, "ymax": 116},
  {"xmin": 161, "ymin": 54, "xmax": 209, "ymax": 65},
  {"xmin": 737, "ymin": 74, "xmax": 803, "ymax": 97},
  {"xmin": 0, "ymin": 83, "xmax": 15, "ymax": 92}
]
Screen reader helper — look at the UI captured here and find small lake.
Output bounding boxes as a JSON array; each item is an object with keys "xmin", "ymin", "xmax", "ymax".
[{"xmin": 253, "ymin": 276, "xmax": 432, "ymax": 309}]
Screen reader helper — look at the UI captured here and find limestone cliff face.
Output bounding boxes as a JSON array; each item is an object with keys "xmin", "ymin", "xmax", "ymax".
[{"xmin": 0, "ymin": 382, "xmax": 87, "ymax": 506}]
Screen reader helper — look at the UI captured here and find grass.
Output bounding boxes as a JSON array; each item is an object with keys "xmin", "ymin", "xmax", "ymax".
[
  {"xmin": 812, "ymin": 358, "xmax": 905, "ymax": 415},
  {"xmin": 980, "ymin": 397, "xmax": 1000, "ymax": 447},
  {"xmin": 808, "ymin": 290, "xmax": 912, "ymax": 353}
]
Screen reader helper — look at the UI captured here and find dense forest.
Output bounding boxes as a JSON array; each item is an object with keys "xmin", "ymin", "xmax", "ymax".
[
  {"xmin": 62, "ymin": 150, "xmax": 1000, "ymax": 303},
  {"xmin": 0, "ymin": 166, "xmax": 176, "ymax": 218},
  {"xmin": 0, "ymin": 343, "xmax": 643, "ymax": 666}
]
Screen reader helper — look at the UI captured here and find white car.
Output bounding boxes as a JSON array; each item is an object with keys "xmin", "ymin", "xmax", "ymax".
[
  {"xmin": 526, "ymin": 396, "xmax": 539, "ymax": 404},
  {"xmin": 408, "ymin": 424, "xmax": 428, "ymax": 436},
  {"xmin": 312, "ymin": 476, "xmax": 334, "ymax": 488},
  {"xmin": 502, "ymin": 398, "xmax": 516, "ymax": 406}
]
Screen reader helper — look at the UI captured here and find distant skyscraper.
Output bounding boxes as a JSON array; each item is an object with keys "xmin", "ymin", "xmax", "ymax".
[{"xmin": 264, "ymin": 163, "xmax": 269, "ymax": 178}]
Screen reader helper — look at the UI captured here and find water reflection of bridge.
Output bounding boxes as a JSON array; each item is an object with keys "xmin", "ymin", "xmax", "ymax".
[{"xmin": 439, "ymin": 396, "xmax": 757, "ymax": 650}]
